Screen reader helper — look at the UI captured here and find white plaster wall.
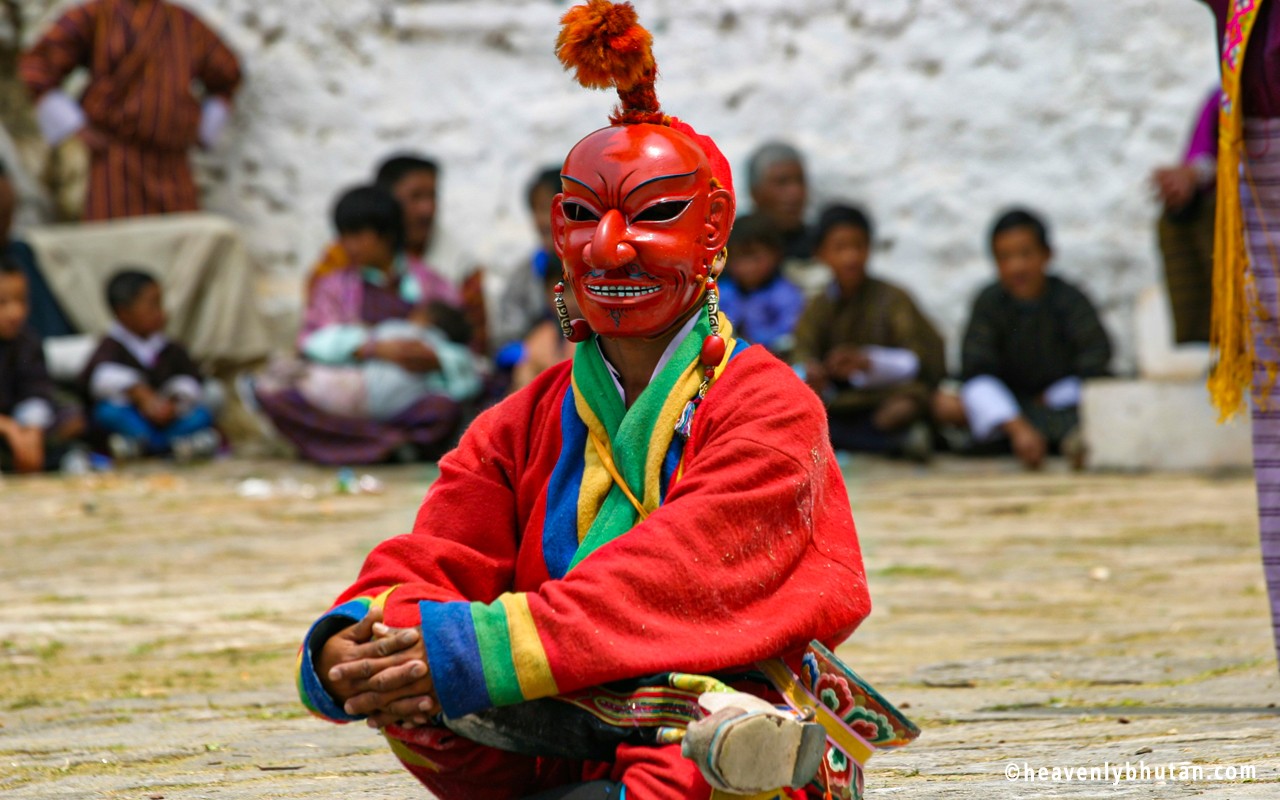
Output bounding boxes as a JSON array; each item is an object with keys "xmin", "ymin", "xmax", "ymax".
[{"xmin": 29, "ymin": 0, "xmax": 1221, "ymax": 367}]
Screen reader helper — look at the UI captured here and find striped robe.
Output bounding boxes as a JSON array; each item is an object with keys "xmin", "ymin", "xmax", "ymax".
[{"xmin": 20, "ymin": 0, "xmax": 242, "ymax": 221}]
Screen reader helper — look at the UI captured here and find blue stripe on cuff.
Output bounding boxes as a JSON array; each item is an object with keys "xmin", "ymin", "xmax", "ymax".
[
  {"xmin": 298, "ymin": 600, "xmax": 370, "ymax": 722},
  {"xmin": 420, "ymin": 600, "xmax": 493, "ymax": 719}
]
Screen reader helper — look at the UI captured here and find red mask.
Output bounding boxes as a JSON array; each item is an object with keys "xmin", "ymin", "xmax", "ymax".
[{"xmin": 551, "ymin": 124, "xmax": 735, "ymax": 340}]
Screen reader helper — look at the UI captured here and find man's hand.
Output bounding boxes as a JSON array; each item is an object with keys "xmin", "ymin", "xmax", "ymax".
[
  {"xmin": 142, "ymin": 394, "xmax": 177, "ymax": 426},
  {"xmin": 1004, "ymin": 416, "xmax": 1047, "ymax": 471},
  {"xmin": 1152, "ymin": 165, "xmax": 1198, "ymax": 213},
  {"xmin": 317, "ymin": 613, "xmax": 435, "ymax": 724},
  {"xmin": 1, "ymin": 418, "xmax": 44, "ymax": 473},
  {"xmin": 824, "ymin": 347, "xmax": 872, "ymax": 382},
  {"xmin": 372, "ymin": 340, "xmax": 441, "ymax": 374},
  {"xmin": 349, "ymin": 624, "xmax": 438, "ymax": 730},
  {"xmin": 11, "ymin": 427, "xmax": 45, "ymax": 474}
]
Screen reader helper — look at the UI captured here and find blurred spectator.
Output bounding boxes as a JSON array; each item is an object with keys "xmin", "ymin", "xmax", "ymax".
[
  {"xmin": 1153, "ymin": 89, "xmax": 1220, "ymax": 344},
  {"xmin": 0, "ymin": 164, "xmax": 74, "ymax": 338},
  {"xmin": 719, "ymin": 214, "xmax": 805, "ymax": 355},
  {"xmin": 251, "ymin": 186, "xmax": 477, "ymax": 464},
  {"xmin": 307, "ymin": 154, "xmax": 487, "ymax": 350},
  {"xmin": 20, "ymin": 0, "xmax": 241, "ymax": 221},
  {"xmin": 933, "ymin": 209, "xmax": 1111, "ymax": 470},
  {"xmin": 793, "ymin": 204, "xmax": 944, "ymax": 460},
  {"xmin": 738, "ymin": 141, "xmax": 828, "ymax": 295},
  {"xmin": 491, "ymin": 166, "xmax": 562, "ymax": 371},
  {"xmin": 511, "ymin": 258, "xmax": 574, "ymax": 392},
  {"xmin": 742, "ymin": 141, "xmax": 810, "ymax": 260},
  {"xmin": 79, "ymin": 269, "xmax": 218, "ymax": 461},
  {"xmin": 0, "ymin": 256, "xmax": 83, "ymax": 472}
]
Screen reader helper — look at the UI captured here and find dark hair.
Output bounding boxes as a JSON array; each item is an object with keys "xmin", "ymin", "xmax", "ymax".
[
  {"xmin": 990, "ymin": 208, "xmax": 1051, "ymax": 253},
  {"xmin": 527, "ymin": 166, "xmax": 563, "ymax": 208},
  {"xmin": 814, "ymin": 203, "xmax": 873, "ymax": 249},
  {"xmin": 333, "ymin": 185, "xmax": 405, "ymax": 249},
  {"xmin": 0, "ymin": 254, "xmax": 23, "ymax": 276},
  {"xmin": 729, "ymin": 214, "xmax": 784, "ymax": 255},
  {"xmin": 542, "ymin": 254, "xmax": 566, "ymax": 291},
  {"xmin": 106, "ymin": 268, "xmax": 159, "ymax": 312},
  {"xmin": 424, "ymin": 301, "xmax": 472, "ymax": 345},
  {"xmin": 375, "ymin": 153, "xmax": 439, "ymax": 191}
]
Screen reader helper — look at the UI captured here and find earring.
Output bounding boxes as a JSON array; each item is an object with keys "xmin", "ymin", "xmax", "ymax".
[
  {"xmin": 698, "ymin": 278, "xmax": 725, "ymax": 391},
  {"xmin": 554, "ymin": 282, "xmax": 591, "ymax": 343}
]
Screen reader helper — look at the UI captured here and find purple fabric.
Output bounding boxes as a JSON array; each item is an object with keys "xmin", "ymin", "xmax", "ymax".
[
  {"xmin": 254, "ymin": 387, "xmax": 461, "ymax": 465},
  {"xmin": 1185, "ymin": 89, "xmax": 1222, "ymax": 163},
  {"xmin": 264, "ymin": 261, "xmax": 465, "ymax": 465},
  {"xmin": 1205, "ymin": 0, "xmax": 1280, "ymax": 117},
  {"xmin": 1242, "ymin": 118, "xmax": 1280, "ymax": 669},
  {"xmin": 299, "ymin": 261, "xmax": 459, "ymax": 349}
]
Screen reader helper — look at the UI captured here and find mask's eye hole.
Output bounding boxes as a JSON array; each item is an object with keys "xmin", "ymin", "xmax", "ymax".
[
  {"xmin": 563, "ymin": 202, "xmax": 600, "ymax": 222},
  {"xmin": 633, "ymin": 200, "xmax": 691, "ymax": 223}
]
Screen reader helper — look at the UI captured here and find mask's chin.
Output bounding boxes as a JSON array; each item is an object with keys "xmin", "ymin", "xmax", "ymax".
[{"xmin": 584, "ymin": 292, "xmax": 705, "ymax": 342}]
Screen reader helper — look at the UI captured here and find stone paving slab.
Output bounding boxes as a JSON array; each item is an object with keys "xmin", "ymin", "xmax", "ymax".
[{"xmin": 0, "ymin": 458, "xmax": 1276, "ymax": 798}]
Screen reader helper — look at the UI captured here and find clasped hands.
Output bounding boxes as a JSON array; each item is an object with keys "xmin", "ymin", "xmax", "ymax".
[{"xmin": 317, "ymin": 608, "xmax": 440, "ymax": 730}]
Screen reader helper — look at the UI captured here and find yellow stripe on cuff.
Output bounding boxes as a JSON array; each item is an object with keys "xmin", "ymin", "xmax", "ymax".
[{"xmin": 498, "ymin": 593, "xmax": 559, "ymax": 701}]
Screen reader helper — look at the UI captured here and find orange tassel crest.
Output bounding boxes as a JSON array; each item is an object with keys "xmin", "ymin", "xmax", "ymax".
[{"xmin": 556, "ymin": 0, "xmax": 664, "ymax": 125}]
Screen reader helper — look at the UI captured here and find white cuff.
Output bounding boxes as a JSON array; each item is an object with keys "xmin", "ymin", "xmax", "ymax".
[
  {"xmin": 35, "ymin": 91, "xmax": 86, "ymax": 146},
  {"xmin": 163, "ymin": 375, "xmax": 203, "ymax": 404},
  {"xmin": 198, "ymin": 97, "xmax": 231, "ymax": 148},
  {"xmin": 13, "ymin": 398, "xmax": 55, "ymax": 430},
  {"xmin": 90, "ymin": 363, "xmax": 143, "ymax": 403},
  {"xmin": 961, "ymin": 375, "xmax": 1020, "ymax": 442},
  {"xmin": 1042, "ymin": 376, "xmax": 1082, "ymax": 411},
  {"xmin": 848, "ymin": 346, "xmax": 920, "ymax": 389}
]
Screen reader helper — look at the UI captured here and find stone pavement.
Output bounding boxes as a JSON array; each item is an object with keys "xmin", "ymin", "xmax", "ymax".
[{"xmin": 1, "ymin": 457, "xmax": 1276, "ymax": 798}]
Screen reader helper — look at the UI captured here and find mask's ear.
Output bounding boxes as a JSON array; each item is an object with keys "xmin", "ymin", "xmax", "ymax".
[
  {"xmin": 550, "ymin": 194, "xmax": 568, "ymax": 261},
  {"xmin": 702, "ymin": 187, "xmax": 735, "ymax": 258}
]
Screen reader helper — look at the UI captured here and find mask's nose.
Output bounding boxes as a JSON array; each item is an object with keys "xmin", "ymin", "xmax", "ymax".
[{"xmin": 585, "ymin": 209, "xmax": 637, "ymax": 270}]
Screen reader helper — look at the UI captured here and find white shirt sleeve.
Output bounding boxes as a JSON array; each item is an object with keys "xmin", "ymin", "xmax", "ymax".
[
  {"xmin": 12, "ymin": 398, "xmax": 55, "ymax": 431},
  {"xmin": 848, "ymin": 346, "xmax": 921, "ymax": 389},
  {"xmin": 35, "ymin": 90, "xmax": 87, "ymax": 146},
  {"xmin": 1042, "ymin": 376, "xmax": 1082, "ymax": 411},
  {"xmin": 198, "ymin": 97, "xmax": 232, "ymax": 148},
  {"xmin": 961, "ymin": 375, "xmax": 1021, "ymax": 442},
  {"xmin": 162, "ymin": 375, "xmax": 204, "ymax": 415},
  {"xmin": 89, "ymin": 363, "xmax": 144, "ymax": 403}
]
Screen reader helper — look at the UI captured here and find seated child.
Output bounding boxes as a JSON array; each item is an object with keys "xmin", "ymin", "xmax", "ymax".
[
  {"xmin": 252, "ymin": 186, "xmax": 479, "ymax": 465},
  {"xmin": 718, "ymin": 214, "xmax": 806, "ymax": 355},
  {"xmin": 510, "ymin": 258, "xmax": 574, "ymax": 391},
  {"xmin": 934, "ymin": 208, "xmax": 1112, "ymax": 470},
  {"xmin": 80, "ymin": 269, "xmax": 218, "ymax": 461},
  {"xmin": 792, "ymin": 204, "xmax": 945, "ymax": 458},
  {"xmin": 0, "ymin": 257, "xmax": 81, "ymax": 472}
]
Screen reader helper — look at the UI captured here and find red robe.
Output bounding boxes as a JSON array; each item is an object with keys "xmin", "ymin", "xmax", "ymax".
[{"xmin": 299, "ymin": 346, "xmax": 871, "ymax": 799}]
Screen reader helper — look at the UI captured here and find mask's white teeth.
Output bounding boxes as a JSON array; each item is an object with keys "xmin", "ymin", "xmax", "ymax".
[{"xmin": 586, "ymin": 285, "xmax": 661, "ymax": 298}]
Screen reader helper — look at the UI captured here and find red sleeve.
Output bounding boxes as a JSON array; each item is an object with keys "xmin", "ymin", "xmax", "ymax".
[
  {"xmin": 188, "ymin": 12, "xmax": 242, "ymax": 98},
  {"xmin": 19, "ymin": 2, "xmax": 101, "ymax": 99}
]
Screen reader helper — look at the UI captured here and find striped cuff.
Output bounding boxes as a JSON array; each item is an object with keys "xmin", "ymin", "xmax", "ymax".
[
  {"xmin": 420, "ymin": 593, "xmax": 558, "ymax": 719},
  {"xmin": 296, "ymin": 598, "xmax": 372, "ymax": 723}
]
